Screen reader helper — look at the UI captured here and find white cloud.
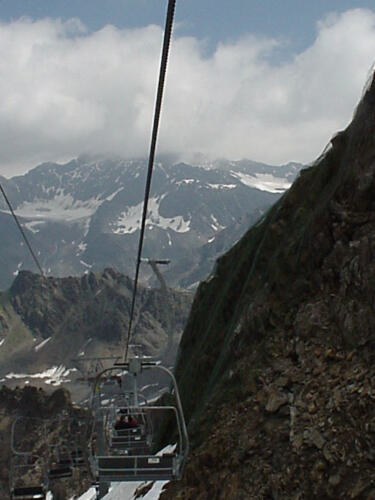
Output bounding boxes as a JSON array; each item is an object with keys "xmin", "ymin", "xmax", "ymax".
[{"xmin": 1, "ymin": 9, "xmax": 375, "ymax": 176}]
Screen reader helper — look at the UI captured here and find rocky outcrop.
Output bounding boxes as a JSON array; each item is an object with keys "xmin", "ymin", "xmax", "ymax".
[
  {"xmin": 0, "ymin": 268, "xmax": 192, "ymax": 377},
  {"xmin": 162, "ymin": 73, "xmax": 375, "ymax": 498},
  {"xmin": 166, "ymin": 340, "xmax": 375, "ymax": 499}
]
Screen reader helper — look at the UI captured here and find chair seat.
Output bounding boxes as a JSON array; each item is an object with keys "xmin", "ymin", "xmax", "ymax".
[
  {"xmin": 49, "ymin": 466, "xmax": 73, "ymax": 479},
  {"xmin": 11, "ymin": 486, "xmax": 46, "ymax": 499},
  {"xmin": 113, "ymin": 427, "xmax": 142, "ymax": 437}
]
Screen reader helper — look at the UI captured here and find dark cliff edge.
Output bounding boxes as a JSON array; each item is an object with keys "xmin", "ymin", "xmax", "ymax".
[{"xmin": 163, "ymin": 73, "xmax": 375, "ymax": 499}]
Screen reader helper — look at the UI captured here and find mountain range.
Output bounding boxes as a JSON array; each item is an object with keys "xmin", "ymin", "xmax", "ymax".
[{"xmin": 0, "ymin": 156, "xmax": 302, "ymax": 290}]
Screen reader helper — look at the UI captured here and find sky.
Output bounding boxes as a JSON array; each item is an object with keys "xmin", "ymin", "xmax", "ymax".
[{"xmin": 1, "ymin": 1, "xmax": 375, "ymax": 176}]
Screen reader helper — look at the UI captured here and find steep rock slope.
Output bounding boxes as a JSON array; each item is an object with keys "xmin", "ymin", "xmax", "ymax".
[
  {"xmin": 163, "ymin": 74, "xmax": 375, "ymax": 499},
  {"xmin": 0, "ymin": 269, "xmax": 192, "ymax": 381}
]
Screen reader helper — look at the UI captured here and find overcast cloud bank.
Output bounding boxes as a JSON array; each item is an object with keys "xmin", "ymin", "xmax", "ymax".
[{"xmin": 1, "ymin": 8, "xmax": 375, "ymax": 176}]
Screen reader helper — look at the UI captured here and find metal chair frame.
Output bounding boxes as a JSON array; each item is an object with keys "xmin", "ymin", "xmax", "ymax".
[
  {"xmin": 89, "ymin": 359, "xmax": 189, "ymax": 484},
  {"xmin": 9, "ymin": 417, "xmax": 49, "ymax": 499}
]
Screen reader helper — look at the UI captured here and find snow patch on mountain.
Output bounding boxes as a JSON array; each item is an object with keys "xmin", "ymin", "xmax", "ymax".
[
  {"xmin": 4, "ymin": 365, "xmax": 76, "ymax": 385},
  {"xmin": 75, "ymin": 487, "xmax": 96, "ymax": 500},
  {"xmin": 77, "ymin": 242, "xmax": 87, "ymax": 255},
  {"xmin": 175, "ymin": 178, "xmax": 196, "ymax": 186},
  {"xmin": 101, "ymin": 481, "xmax": 169, "ymax": 500},
  {"xmin": 207, "ymin": 183, "xmax": 237, "ymax": 190},
  {"xmin": 106, "ymin": 187, "xmax": 124, "ymax": 201},
  {"xmin": 80, "ymin": 259, "xmax": 92, "ymax": 269},
  {"xmin": 7, "ymin": 192, "xmax": 103, "ymax": 221},
  {"xmin": 13, "ymin": 262, "xmax": 23, "ymax": 276},
  {"xmin": 230, "ymin": 171, "xmax": 292, "ymax": 193},
  {"xmin": 113, "ymin": 196, "xmax": 190, "ymax": 234},
  {"xmin": 34, "ymin": 337, "xmax": 51, "ymax": 351},
  {"xmin": 23, "ymin": 220, "xmax": 46, "ymax": 233},
  {"xmin": 209, "ymin": 215, "xmax": 225, "ymax": 232}
]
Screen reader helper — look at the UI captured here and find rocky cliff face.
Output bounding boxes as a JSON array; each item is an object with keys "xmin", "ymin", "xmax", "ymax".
[
  {"xmin": 162, "ymin": 73, "xmax": 375, "ymax": 499},
  {"xmin": 0, "ymin": 268, "xmax": 192, "ymax": 384}
]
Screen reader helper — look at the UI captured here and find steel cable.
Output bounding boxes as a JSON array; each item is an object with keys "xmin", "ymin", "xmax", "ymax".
[
  {"xmin": 0, "ymin": 183, "xmax": 45, "ymax": 277},
  {"xmin": 123, "ymin": 0, "xmax": 176, "ymax": 362}
]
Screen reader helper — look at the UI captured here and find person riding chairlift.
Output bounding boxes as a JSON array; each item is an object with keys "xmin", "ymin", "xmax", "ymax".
[{"xmin": 114, "ymin": 414, "xmax": 138, "ymax": 430}]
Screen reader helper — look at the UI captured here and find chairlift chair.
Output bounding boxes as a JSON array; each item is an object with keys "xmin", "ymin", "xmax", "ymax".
[
  {"xmin": 10, "ymin": 418, "xmax": 49, "ymax": 499},
  {"xmin": 68, "ymin": 418, "xmax": 88, "ymax": 468},
  {"xmin": 10, "ymin": 456, "xmax": 48, "ymax": 500},
  {"xmin": 46, "ymin": 414, "xmax": 90, "ymax": 478},
  {"xmin": 89, "ymin": 359, "xmax": 189, "ymax": 483},
  {"xmin": 48, "ymin": 443, "xmax": 73, "ymax": 480}
]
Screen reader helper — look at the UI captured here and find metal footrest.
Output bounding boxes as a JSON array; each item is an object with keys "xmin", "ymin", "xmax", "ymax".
[
  {"xmin": 11, "ymin": 486, "xmax": 46, "ymax": 499},
  {"xmin": 49, "ymin": 466, "xmax": 73, "ymax": 479},
  {"xmin": 97, "ymin": 454, "xmax": 176, "ymax": 482}
]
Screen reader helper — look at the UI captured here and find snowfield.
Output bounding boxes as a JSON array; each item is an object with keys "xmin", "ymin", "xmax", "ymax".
[
  {"xmin": 4, "ymin": 365, "xmax": 76, "ymax": 385},
  {"xmin": 230, "ymin": 170, "xmax": 292, "ymax": 193},
  {"xmin": 112, "ymin": 196, "xmax": 190, "ymax": 234},
  {"xmin": 75, "ymin": 481, "xmax": 168, "ymax": 500}
]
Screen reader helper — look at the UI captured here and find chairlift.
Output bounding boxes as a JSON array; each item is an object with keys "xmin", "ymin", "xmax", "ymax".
[
  {"xmin": 10, "ymin": 455, "xmax": 48, "ymax": 500},
  {"xmin": 48, "ymin": 443, "xmax": 73, "ymax": 480},
  {"xmin": 68, "ymin": 418, "xmax": 89, "ymax": 468},
  {"xmin": 9, "ymin": 418, "xmax": 49, "ymax": 499},
  {"xmin": 45, "ymin": 415, "xmax": 87, "ymax": 479},
  {"xmin": 89, "ymin": 359, "xmax": 189, "ymax": 483}
]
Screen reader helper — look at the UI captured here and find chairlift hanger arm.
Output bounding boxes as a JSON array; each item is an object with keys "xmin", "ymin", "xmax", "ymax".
[{"xmin": 141, "ymin": 258, "xmax": 170, "ymax": 265}]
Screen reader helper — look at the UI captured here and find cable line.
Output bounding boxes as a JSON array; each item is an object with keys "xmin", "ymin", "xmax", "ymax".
[
  {"xmin": 123, "ymin": 0, "xmax": 176, "ymax": 362},
  {"xmin": 0, "ymin": 183, "xmax": 45, "ymax": 278}
]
